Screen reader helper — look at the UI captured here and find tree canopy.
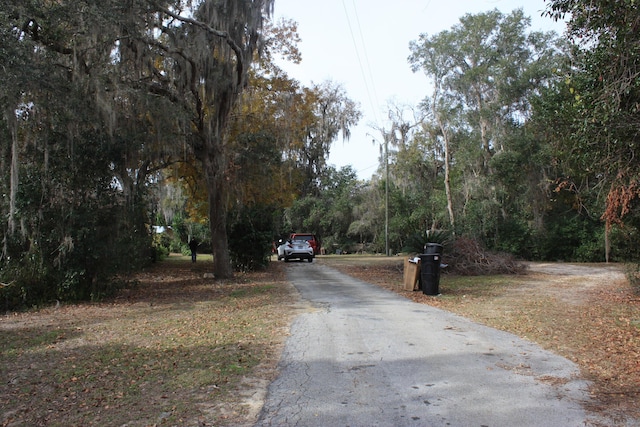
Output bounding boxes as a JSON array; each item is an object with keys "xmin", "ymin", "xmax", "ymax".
[
  {"xmin": 4, "ymin": 2, "xmax": 640, "ymax": 309},
  {"xmin": 544, "ymin": 0, "xmax": 640, "ymax": 229}
]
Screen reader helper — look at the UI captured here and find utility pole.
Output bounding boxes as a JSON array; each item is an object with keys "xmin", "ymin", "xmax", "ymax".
[
  {"xmin": 385, "ymin": 133, "xmax": 389, "ymax": 257},
  {"xmin": 370, "ymin": 132, "xmax": 390, "ymax": 257}
]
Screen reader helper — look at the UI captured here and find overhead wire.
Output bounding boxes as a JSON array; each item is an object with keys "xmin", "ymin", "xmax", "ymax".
[
  {"xmin": 341, "ymin": 0, "xmax": 381, "ymax": 126},
  {"xmin": 350, "ymin": 0, "xmax": 381, "ymax": 124},
  {"xmin": 340, "ymin": 0, "xmax": 385, "ymax": 178}
]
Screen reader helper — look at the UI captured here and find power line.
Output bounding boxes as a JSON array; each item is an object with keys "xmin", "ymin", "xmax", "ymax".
[
  {"xmin": 351, "ymin": 0, "xmax": 381, "ymax": 124},
  {"xmin": 341, "ymin": 0, "xmax": 380, "ymax": 124}
]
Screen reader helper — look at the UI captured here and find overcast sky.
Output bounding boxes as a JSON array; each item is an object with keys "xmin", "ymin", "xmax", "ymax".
[{"xmin": 271, "ymin": 0, "xmax": 567, "ymax": 180}]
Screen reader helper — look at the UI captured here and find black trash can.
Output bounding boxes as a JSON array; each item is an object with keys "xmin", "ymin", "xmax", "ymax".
[
  {"xmin": 424, "ymin": 243, "xmax": 444, "ymax": 255},
  {"xmin": 419, "ymin": 253, "xmax": 441, "ymax": 295}
]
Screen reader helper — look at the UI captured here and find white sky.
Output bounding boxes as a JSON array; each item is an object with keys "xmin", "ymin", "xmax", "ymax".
[{"xmin": 272, "ymin": 0, "xmax": 567, "ymax": 180}]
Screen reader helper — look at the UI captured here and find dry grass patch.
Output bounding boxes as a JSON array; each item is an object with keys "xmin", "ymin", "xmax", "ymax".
[{"xmin": 1, "ymin": 257, "xmax": 298, "ymax": 427}]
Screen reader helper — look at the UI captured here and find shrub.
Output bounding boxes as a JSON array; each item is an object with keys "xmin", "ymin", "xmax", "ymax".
[{"xmin": 228, "ymin": 205, "xmax": 277, "ymax": 271}]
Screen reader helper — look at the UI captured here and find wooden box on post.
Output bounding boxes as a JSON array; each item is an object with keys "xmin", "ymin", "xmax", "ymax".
[{"xmin": 403, "ymin": 257, "xmax": 421, "ymax": 291}]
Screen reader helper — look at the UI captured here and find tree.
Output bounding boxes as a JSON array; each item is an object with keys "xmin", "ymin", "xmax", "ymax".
[
  {"xmin": 544, "ymin": 0, "xmax": 640, "ymax": 232},
  {"xmin": 131, "ymin": 0, "xmax": 275, "ymax": 279},
  {"xmin": 0, "ymin": 0, "xmax": 276, "ymax": 309},
  {"xmin": 150, "ymin": 18, "xmax": 305, "ymax": 265},
  {"xmin": 407, "ymin": 24, "xmax": 461, "ymax": 233},
  {"xmin": 410, "ymin": 8, "xmax": 563, "ymax": 164},
  {"xmin": 0, "ymin": 1, "xmax": 170, "ymax": 305},
  {"xmin": 408, "ymin": 8, "xmax": 566, "ymax": 247},
  {"xmin": 285, "ymin": 166, "xmax": 361, "ymax": 248},
  {"xmin": 295, "ymin": 81, "xmax": 361, "ymax": 196}
]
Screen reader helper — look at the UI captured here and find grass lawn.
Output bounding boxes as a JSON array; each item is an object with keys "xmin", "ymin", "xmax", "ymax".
[{"xmin": 1, "ymin": 256, "xmax": 297, "ymax": 427}]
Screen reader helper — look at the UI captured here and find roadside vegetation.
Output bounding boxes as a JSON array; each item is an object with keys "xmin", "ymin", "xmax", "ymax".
[{"xmin": 4, "ymin": 2, "xmax": 640, "ymax": 313}]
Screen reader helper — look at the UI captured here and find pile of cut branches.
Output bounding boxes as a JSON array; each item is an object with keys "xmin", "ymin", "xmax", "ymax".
[{"xmin": 445, "ymin": 237, "xmax": 526, "ymax": 276}]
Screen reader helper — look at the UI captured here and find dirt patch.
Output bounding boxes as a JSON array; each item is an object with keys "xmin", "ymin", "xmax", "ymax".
[{"xmin": 520, "ymin": 262, "xmax": 627, "ymax": 305}]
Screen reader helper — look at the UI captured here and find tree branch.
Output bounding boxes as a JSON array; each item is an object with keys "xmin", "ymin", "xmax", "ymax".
[
  {"xmin": 142, "ymin": 36, "xmax": 204, "ymax": 128},
  {"xmin": 151, "ymin": 2, "xmax": 246, "ymax": 84},
  {"xmin": 23, "ymin": 18, "xmax": 74, "ymax": 55}
]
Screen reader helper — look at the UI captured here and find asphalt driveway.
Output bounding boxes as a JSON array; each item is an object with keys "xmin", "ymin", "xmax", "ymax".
[{"xmin": 255, "ymin": 262, "xmax": 601, "ymax": 427}]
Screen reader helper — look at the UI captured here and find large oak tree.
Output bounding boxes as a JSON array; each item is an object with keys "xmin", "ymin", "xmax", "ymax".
[{"xmin": 2, "ymin": 0, "xmax": 275, "ymax": 281}]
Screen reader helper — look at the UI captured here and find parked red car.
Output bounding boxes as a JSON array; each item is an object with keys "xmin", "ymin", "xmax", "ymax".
[{"xmin": 290, "ymin": 233, "xmax": 320, "ymax": 255}]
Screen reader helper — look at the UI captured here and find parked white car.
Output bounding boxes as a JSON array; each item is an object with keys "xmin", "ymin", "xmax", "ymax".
[{"xmin": 277, "ymin": 239, "xmax": 314, "ymax": 262}]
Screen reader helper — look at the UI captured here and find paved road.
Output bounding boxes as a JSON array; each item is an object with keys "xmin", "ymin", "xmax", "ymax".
[{"xmin": 256, "ymin": 263, "xmax": 598, "ymax": 427}]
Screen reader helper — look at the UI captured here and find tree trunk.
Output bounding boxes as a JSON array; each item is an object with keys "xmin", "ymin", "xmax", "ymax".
[
  {"xmin": 6, "ymin": 107, "xmax": 19, "ymax": 236},
  {"xmin": 605, "ymin": 221, "xmax": 611, "ymax": 263},
  {"xmin": 479, "ymin": 117, "xmax": 492, "ymax": 174},
  {"xmin": 202, "ymin": 144, "xmax": 233, "ymax": 279},
  {"xmin": 443, "ymin": 135, "xmax": 455, "ymax": 233},
  {"xmin": 436, "ymin": 115, "xmax": 456, "ymax": 232},
  {"xmin": 432, "ymin": 83, "xmax": 456, "ymax": 232}
]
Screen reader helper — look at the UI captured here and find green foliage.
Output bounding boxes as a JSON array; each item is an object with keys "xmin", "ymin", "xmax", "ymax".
[
  {"xmin": 8, "ymin": 0, "xmax": 640, "ymax": 311},
  {"xmin": 228, "ymin": 205, "xmax": 277, "ymax": 272},
  {"xmin": 545, "ymin": 0, "xmax": 640, "ymax": 227},
  {"xmin": 284, "ymin": 166, "xmax": 362, "ymax": 249},
  {"xmin": 170, "ymin": 215, "xmax": 211, "ymax": 253},
  {"xmin": 405, "ymin": 9, "xmax": 574, "ymax": 261},
  {"xmin": 608, "ymin": 219, "xmax": 640, "ymax": 263},
  {"xmin": 0, "ymin": 2, "xmax": 159, "ymax": 308},
  {"xmin": 530, "ymin": 206, "xmax": 603, "ymax": 262},
  {"xmin": 280, "ymin": 5, "xmax": 640, "ymax": 264},
  {"xmin": 0, "ymin": 130, "xmax": 152, "ymax": 309},
  {"xmin": 491, "ymin": 217, "xmax": 533, "ymax": 256}
]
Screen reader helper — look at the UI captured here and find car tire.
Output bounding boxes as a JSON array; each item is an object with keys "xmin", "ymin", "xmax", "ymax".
[{"xmin": 307, "ymin": 257, "xmax": 313, "ymax": 262}]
